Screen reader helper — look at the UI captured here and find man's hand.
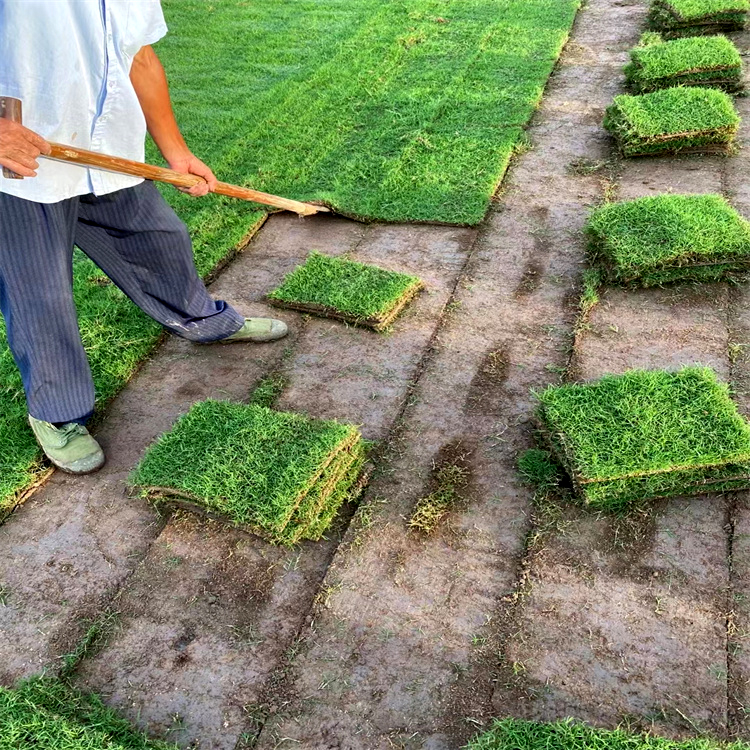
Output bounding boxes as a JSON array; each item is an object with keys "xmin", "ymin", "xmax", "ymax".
[
  {"xmin": 167, "ymin": 152, "xmax": 217, "ymax": 197},
  {"xmin": 0, "ymin": 118, "xmax": 51, "ymax": 177}
]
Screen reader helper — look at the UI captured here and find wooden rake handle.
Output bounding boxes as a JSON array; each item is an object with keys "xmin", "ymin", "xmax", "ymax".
[{"xmin": 45, "ymin": 143, "xmax": 327, "ymax": 216}]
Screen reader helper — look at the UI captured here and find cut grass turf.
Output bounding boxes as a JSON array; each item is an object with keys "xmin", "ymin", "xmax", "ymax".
[
  {"xmin": 536, "ymin": 367, "xmax": 750, "ymax": 511},
  {"xmin": 0, "ymin": 0, "xmax": 581, "ymax": 513},
  {"xmin": 267, "ymin": 252, "xmax": 424, "ymax": 331},
  {"xmin": 130, "ymin": 400, "xmax": 366, "ymax": 545},
  {"xmin": 625, "ymin": 34, "xmax": 743, "ymax": 93},
  {"xmin": 586, "ymin": 194, "xmax": 750, "ymax": 287},
  {"xmin": 466, "ymin": 717, "xmax": 750, "ymax": 749},
  {"xmin": 603, "ymin": 86, "xmax": 739, "ymax": 157},
  {"xmin": 0, "ymin": 677, "xmax": 177, "ymax": 750},
  {"xmin": 649, "ymin": 0, "xmax": 749, "ymax": 36}
]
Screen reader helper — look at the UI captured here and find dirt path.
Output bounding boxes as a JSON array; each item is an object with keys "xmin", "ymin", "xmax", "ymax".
[{"xmin": 3, "ymin": 0, "xmax": 750, "ymax": 748}]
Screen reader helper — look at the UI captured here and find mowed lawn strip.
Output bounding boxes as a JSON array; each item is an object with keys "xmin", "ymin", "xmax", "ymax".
[
  {"xmin": 649, "ymin": 0, "xmax": 749, "ymax": 36},
  {"xmin": 267, "ymin": 252, "xmax": 424, "ymax": 331},
  {"xmin": 537, "ymin": 367, "xmax": 750, "ymax": 510},
  {"xmin": 0, "ymin": 677, "xmax": 177, "ymax": 750},
  {"xmin": 625, "ymin": 34, "xmax": 743, "ymax": 93},
  {"xmin": 466, "ymin": 718, "xmax": 750, "ymax": 749},
  {"xmin": 0, "ymin": 0, "xmax": 582, "ymax": 511},
  {"xmin": 131, "ymin": 400, "xmax": 365, "ymax": 545},
  {"xmin": 603, "ymin": 86, "xmax": 739, "ymax": 157},
  {"xmin": 586, "ymin": 194, "xmax": 750, "ymax": 286}
]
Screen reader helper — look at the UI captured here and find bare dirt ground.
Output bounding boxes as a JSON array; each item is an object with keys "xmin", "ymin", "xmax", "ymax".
[{"xmin": 1, "ymin": 0, "xmax": 750, "ymax": 748}]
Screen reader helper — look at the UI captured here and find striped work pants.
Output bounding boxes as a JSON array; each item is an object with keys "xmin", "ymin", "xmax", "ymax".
[{"xmin": 0, "ymin": 180, "xmax": 244, "ymax": 424}]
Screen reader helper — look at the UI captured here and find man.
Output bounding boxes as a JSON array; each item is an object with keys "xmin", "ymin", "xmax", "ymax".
[{"xmin": 0, "ymin": 1, "xmax": 288, "ymax": 475}]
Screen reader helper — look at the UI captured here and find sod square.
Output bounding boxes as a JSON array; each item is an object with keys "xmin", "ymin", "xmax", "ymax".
[
  {"xmin": 466, "ymin": 717, "xmax": 750, "ymax": 749},
  {"xmin": 603, "ymin": 86, "xmax": 739, "ymax": 157},
  {"xmin": 130, "ymin": 400, "xmax": 366, "ymax": 546},
  {"xmin": 267, "ymin": 252, "xmax": 424, "ymax": 331},
  {"xmin": 0, "ymin": 677, "xmax": 177, "ymax": 750},
  {"xmin": 536, "ymin": 367, "xmax": 750, "ymax": 510},
  {"xmin": 648, "ymin": 0, "xmax": 749, "ymax": 36},
  {"xmin": 586, "ymin": 194, "xmax": 750, "ymax": 287},
  {"xmin": 625, "ymin": 34, "xmax": 743, "ymax": 93}
]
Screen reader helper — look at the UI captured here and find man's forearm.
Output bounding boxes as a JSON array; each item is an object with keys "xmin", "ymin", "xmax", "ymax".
[{"xmin": 129, "ymin": 45, "xmax": 189, "ymax": 164}]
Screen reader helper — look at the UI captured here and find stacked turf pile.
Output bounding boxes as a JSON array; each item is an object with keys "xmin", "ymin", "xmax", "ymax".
[
  {"xmin": 536, "ymin": 367, "xmax": 750, "ymax": 511},
  {"xmin": 0, "ymin": 677, "xmax": 176, "ymax": 750},
  {"xmin": 625, "ymin": 34, "xmax": 743, "ymax": 93},
  {"xmin": 268, "ymin": 252, "xmax": 424, "ymax": 331},
  {"xmin": 131, "ymin": 400, "xmax": 366, "ymax": 545},
  {"xmin": 603, "ymin": 87, "xmax": 739, "ymax": 156},
  {"xmin": 466, "ymin": 717, "xmax": 750, "ymax": 749},
  {"xmin": 586, "ymin": 194, "xmax": 750, "ymax": 286},
  {"xmin": 648, "ymin": 0, "xmax": 749, "ymax": 36}
]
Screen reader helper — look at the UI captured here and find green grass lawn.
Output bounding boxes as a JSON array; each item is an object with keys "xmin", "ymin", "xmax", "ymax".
[
  {"xmin": 131, "ymin": 400, "xmax": 366, "ymax": 545},
  {"xmin": 466, "ymin": 718, "xmax": 750, "ymax": 749},
  {"xmin": 537, "ymin": 367, "xmax": 750, "ymax": 510},
  {"xmin": 268, "ymin": 252, "xmax": 424, "ymax": 330},
  {"xmin": 586, "ymin": 194, "xmax": 750, "ymax": 286},
  {"xmin": 0, "ymin": 678, "xmax": 176, "ymax": 750},
  {"xmin": 603, "ymin": 86, "xmax": 739, "ymax": 157},
  {"xmin": 625, "ymin": 34, "xmax": 743, "ymax": 93},
  {"xmin": 649, "ymin": 0, "xmax": 749, "ymax": 36},
  {"xmin": 0, "ymin": 0, "xmax": 581, "ymax": 514}
]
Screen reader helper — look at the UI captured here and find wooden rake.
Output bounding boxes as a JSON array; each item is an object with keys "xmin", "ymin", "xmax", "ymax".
[{"xmin": 0, "ymin": 96, "xmax": 327, "ymax": 217}]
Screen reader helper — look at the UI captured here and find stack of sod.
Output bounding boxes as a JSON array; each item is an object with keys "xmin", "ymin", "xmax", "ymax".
[
  {"xmin": 586, "ymin": 194, "xmax": 750, "ymax": 286},
  {"xmin": 0, "ymin": 677, "xmax": 176, "ymax": 750},
  {"xmin": 625, "ymin": 34, "xmax": 743, "ymax": 93},
  {"xmin": 466, "ymin": 717, "xmax": 750, "ymax": 749},
  {"xmin": 603, "ymin": 86, "xmax": 739, "ymax": 157},
  {"xmin": 267, "ymin": 252, "xmax": 424, "ymax": 331},
  {"xmin": 130, "ymin": 400, "xmax": 367, "ymax": 545},
  {"xmin": 536, "ymin": 367, "xmax": 750, "ymax": 511},
  {"xmin": 648, "ymin": 0, "xmax": 749, "ymax": 37}
]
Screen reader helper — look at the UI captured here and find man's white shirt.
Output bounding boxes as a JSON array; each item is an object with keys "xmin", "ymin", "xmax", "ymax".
[{"xmin": 0, "ymin": 0, "xmax": 167, "ymax": 203}]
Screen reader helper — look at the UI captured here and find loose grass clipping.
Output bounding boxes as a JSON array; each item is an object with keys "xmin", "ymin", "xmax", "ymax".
[
  {"xmin": 0, "ymin": 677, "xmax": 177, "ymax": 750},
  {"xmin": 536, "ymin": 367, "xmax": 750, "ymax": 511},
  {"xmin": 131, "ymin": 400, "xmax": 367, "ymax": 546},
  {"xmin": 466, "ymin": 717, "xmax": 750, "ymax": 749},
  {"xmin": 268, "ymin": 252, "xmax": 424, "ymax": 331},
  {"xmin": 587, "ymin": 193, "xmax": 750, "ymax": 287},
  {"xmin": 603, "ymin": 86, "xmax": 739, "ymax": 157},
  {"xmin": 625, "ymin": 33, "xmax": 743, "ymax": 93},
  {"xmin": 648, "ymin": 0, "xmax": 749, "ymax": 37}
]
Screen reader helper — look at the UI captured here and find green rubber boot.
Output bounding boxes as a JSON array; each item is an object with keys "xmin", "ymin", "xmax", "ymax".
[
  {"xmin": 216, "ymin": 317, "xmax": 288, "ymax": 344},
  {"xmin": 28, "ymin": 416, "xmax": 105, "ymax": 475}
]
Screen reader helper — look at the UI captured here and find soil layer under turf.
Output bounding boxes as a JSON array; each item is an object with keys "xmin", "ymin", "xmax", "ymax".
[
  {"xmin": 586, "ymin": 193, "xmax": 750, "ymax": 286},
  {"xmin": 537, "ymin": 367, "xmax": 750, "ymax": 510},
  {"xmin": 0, "ymin": 0, "xmax": 582, "ymax": 514},
  {"xmin": 465, "ymin": 718, "xmax": 750, "ymax": 749},
  {"xmin": 268, "ymin": 252, "xmax": 424, "ymax": 331},
  {"xmin": 131, "ymin": 400, "xmax": 366, "ymax": 545}
]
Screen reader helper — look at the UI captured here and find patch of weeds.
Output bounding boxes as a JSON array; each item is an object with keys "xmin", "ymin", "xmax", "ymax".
[
  {"xmin": 586, "ymin": 194, "xmax": 750, "ymax": 287},
  {"xmin": 567, "ymin": 158, "xmax": 609, "ymax": 176},
  {"xmin": 248, "ymin": 372, "xmax": 288, "ymax": 409},
  {"xmin": 603, "ymin": 87, "xmax": 739, "ymax": 157},
  {"xmin": 131, "ymin": 400, "xmax": 367, "ymax": 546},
  {"xmin": 59, "ymin": 610, "xmax": 120, "ymax": 680},
  {"xmin": 409, "ymin": 444, "xmax": 472, "ymax": 534},
  {"xmin": 518, "ymin": 449, "xmax": 563, "ymax": 492},
  {"xmin": 0, "ymin": 676, "xmax": 178, "ymax": 749},
  {"xmin": 268, "ymin": 252, "xmax": 424, "ymax": 331},
  {"xmin": 0, "ymin": 585, "xmax": 9, "ymax": 606},
  {"xmin": 536, "ymin": 366, "xmax": 750, "ymax": 511},
  {"xmin": 578, "ymin": 267, "xmax": 602, "ymax": 321},
  {"xmin": 625, "ymin": 33, "xmax": 743, "ymax": 93},
  {"xmin": 648, "ymin": 0, "xmax": 749, "ymax": 37},
  {"xmin": 465, "ymin": 716, "xmax": 750, "ymax": 748}
]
